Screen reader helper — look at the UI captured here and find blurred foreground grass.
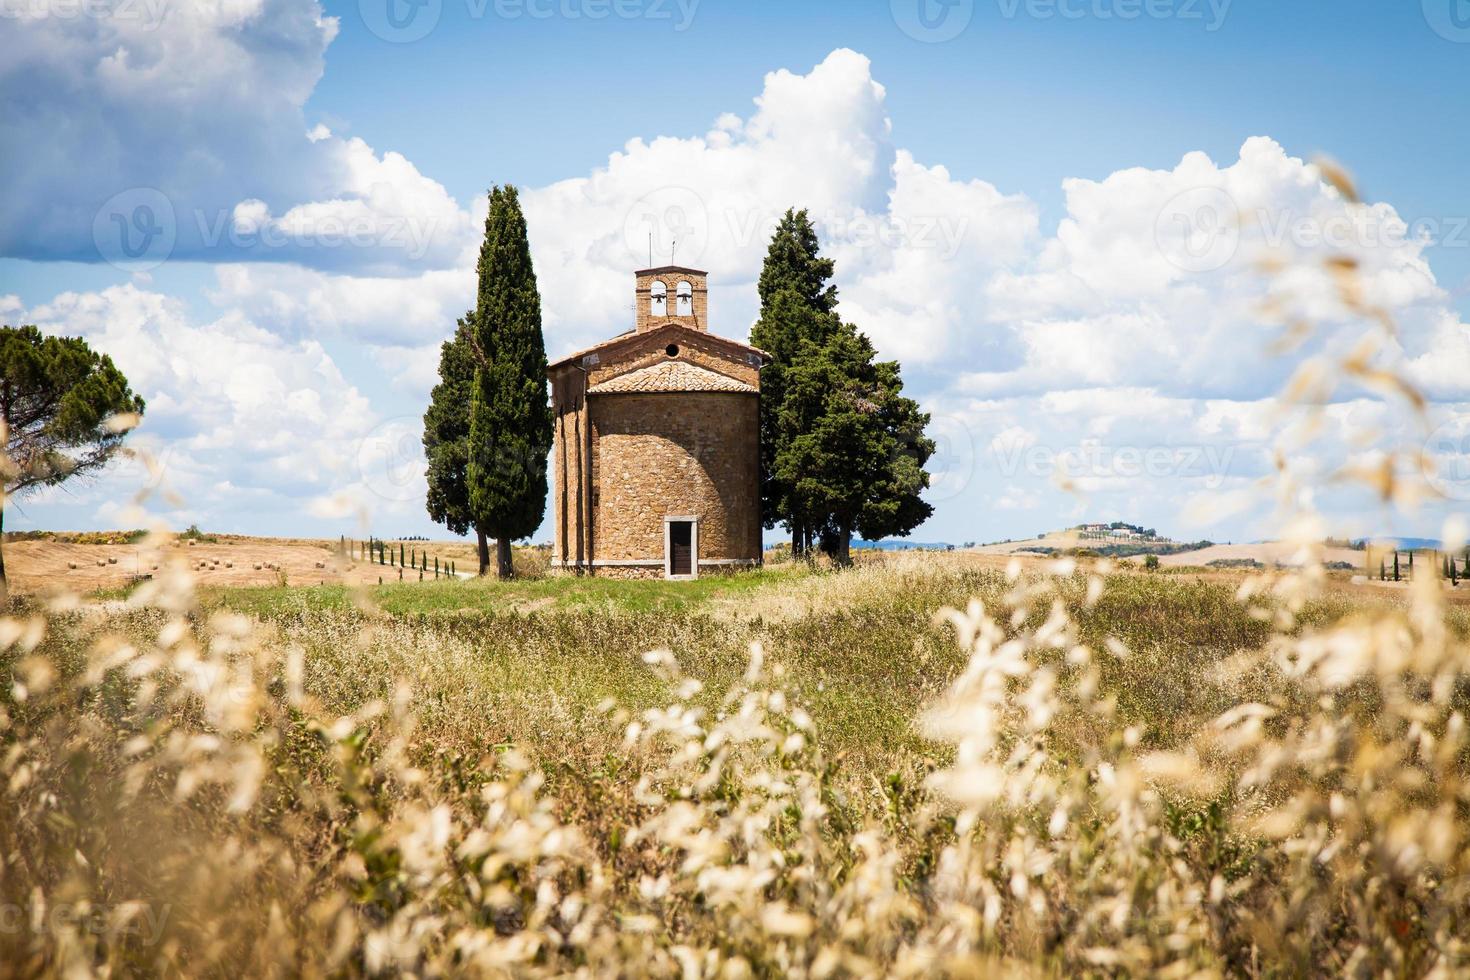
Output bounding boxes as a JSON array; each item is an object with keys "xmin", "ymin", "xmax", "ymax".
[{"xmin": 7, "ymin": 552, "xmax": 1468, "ymax": 976}]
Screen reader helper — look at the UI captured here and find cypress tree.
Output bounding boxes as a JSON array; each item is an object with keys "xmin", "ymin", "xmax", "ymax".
[
  {"xmin": 424, "ymin": 309, "xmax": 480, "ymax": 554},
  {"xmin": 751, "ymin": 209, "xmax": 841, "ymax": 556},
  {"xmin": 775, "ymin": 325, "xmax": 934, "ymax": 565},
  {"xmin": 752, "ymin": 209, "xmax": 933, "ymax": 565},
  {"xmin": 465, "ymin": 185, "xmax": 553, "ymax": 579},
  {"xmin": 756, "ymin": 208, "xmax": 838, "ymax": 316}
]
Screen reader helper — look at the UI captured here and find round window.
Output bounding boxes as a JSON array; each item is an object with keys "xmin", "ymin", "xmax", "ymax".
[{"xmin": 665, "ymin": 344, "xmax": 680, "ymax": 357}]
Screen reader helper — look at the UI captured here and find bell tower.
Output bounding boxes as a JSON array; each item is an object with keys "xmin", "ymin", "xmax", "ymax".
[{"xmin": 634, "ymin": 266, "xmax": 708, "ymax": 333}]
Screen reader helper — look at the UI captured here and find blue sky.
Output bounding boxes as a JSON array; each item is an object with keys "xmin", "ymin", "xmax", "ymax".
[{"xmin": 3, "ymin": 0, "xmax": 1468, "ymax": 545}]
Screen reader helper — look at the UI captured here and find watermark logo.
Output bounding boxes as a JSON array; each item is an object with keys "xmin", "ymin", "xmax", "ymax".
[
  {"xmin": 0, "ymin": 0, "xmax": 169, "ymax": 29},
  {"xmin": 360, "ymin": 0, "xmax": 442, "ymax": 42},
  {"xmin": 197, "ymin": 197, "xmax": 449, "ymax": 261},
  {"xmin": 357, "ymin": 417, "xmax": 426, "ymax": 504},
  {"xmin": 0, "ymin": 900, "xmax": 171, "ymax": 945},
  {"xmin": 1423, "ymin": 0, "xmax": 1470, "ymax": 42},
  {"xmin": 724, "ymin": 208, "xmax": 972, "ymax": 260},
  {"xmin": 994, "ymin": 437, "xmax": 1237, "ymax": 489},
  {"xmin": 359, "ymin": 0, "xmax": 698, "ymax": 41},
  {"xmin": 1154, "ymin": 186, "xmax": 1240, "ymax": 273},
  {"xmin": 924, "ymin": 414, "xmax": 978, "ymax": 502},
  {"xmin": 490, "ymin": 0, "xmax": 700, "ymax": 29},
  {"xmin": 891, "ymin": 0, "xmax": 974, "ymax": 42},
  {"xmin": 93, "ymin": 187, "xmax": 176, "ymax": 273},
  {"xmin": 623, "ymin": 186, "xmax": 709, "ymax": 267},
  {"xmin": 996, "ymin": 0, "xmax": 1231, "ymax": 30},
  {"xmin": 1424, "ymin": 416, "xmax": 1470, "ymax": 501}
]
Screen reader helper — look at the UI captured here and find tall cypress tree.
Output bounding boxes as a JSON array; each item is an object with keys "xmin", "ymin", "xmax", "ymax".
[
  {"xmin": 422, "ymin": 310, "xmax": 477, "ymax": 545},
  {"xmin": 775, "ymin": 324, "xmax": 934, "ymax": 565},
  {"xmin": 465, "ymin": 185, "xmax": 553, "ymax": 579},
  {"xmin": 751, "ymin": 209, "xmax": 841, "ymax": 555},
  {"xmin": 757, "ymin": 208, "xmax": 838, "ymax": 317}
]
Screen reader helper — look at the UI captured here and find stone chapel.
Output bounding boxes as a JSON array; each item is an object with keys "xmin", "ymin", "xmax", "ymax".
[{"xmin": 547, "ymin": 267, "xmax": 769, "ymax": 578}]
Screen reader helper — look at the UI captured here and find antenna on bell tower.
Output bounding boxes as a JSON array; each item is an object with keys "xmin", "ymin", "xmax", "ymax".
[{"xmin": 671, "ymin": 238, "xmax": 677, "ymax": 266}]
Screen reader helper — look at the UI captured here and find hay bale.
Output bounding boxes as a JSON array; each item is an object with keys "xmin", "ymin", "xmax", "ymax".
[
  {"xmin": 107, "ymin": 557, "xmax": 117, "ymax": 565},
  {"xmin": 68, "ymin": 561, "xmax": 78, "ymax": 570}
]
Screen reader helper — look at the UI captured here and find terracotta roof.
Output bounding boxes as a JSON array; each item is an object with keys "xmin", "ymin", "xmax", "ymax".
[
  {"xmin": 587, "ymin": 360, "xmax": 757, "ymax": 395},
  {"xmin": 548, "ymin": 322, "xmax": 771, "ymax": 371}
]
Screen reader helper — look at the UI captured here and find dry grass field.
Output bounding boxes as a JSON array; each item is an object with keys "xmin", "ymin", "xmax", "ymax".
[
  {"xmin": 1, "ymin": 533, "xmax": 485, "ymax": 593},
  {"xmin": 2, "ymin": 544, "xmax": 1468, "ymax": 976}
]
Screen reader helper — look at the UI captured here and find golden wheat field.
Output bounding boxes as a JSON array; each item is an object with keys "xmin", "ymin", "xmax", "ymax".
[{"xmin": 2, "ymin": 541, "xmax": 1468, "ymax": 978}]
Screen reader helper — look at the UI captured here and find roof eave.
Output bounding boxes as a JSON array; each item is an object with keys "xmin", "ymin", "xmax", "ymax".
[{"xmin": 548, "ymin": 322, "xmax": 772, "ymax": 372}]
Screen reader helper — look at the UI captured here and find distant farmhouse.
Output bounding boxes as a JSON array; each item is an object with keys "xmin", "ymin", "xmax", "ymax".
[
  {"xmin": 547, "ymin": 267, "xmax": 771, "ymax": 579},
  {"xmin": 1075, "ymin": 522, "xmax": 1159, "ymax": 542}
]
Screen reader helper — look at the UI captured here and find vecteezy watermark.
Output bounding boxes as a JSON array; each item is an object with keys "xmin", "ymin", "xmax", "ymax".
[
  {"xmin": 1155, "ymin": 186, "xmax": 1470, "ymax": 274},
  {"xmin": 0, "ymin": 0, "xmax": 168, "ymax": 29},
  {"xmin": 357, "ymin": 417, "xmax": 427, "ymax": 504},
  {"xmin": 622, "ymin": 191, "xmax": 974, "ymax": 268},
  {"xmin": 726, "ymin": 208, "xmax": 972, "ymax": 260},
  {"xmin": 0, "ymin": 900, "xmax": 172, "ymax": 945},
  {"xmin": 201, "ymin": 200, "xmax": 447, "ymax": 261},
  {"xmin": 1252, "ymin": 209, "xmax": 1470, "ymax": 252},
  {"xmin": 623, "ymin": 186, "xmax": 711, "ymax": 267},
  {"xmin": 93, "ymin": 187, "xmax": 177, "ymax": 273},
  {"xmin": 923, "ymin": 414, "xmax": 978, "ymax": 502},
  {"xmin": 1424, "ymin": 416, "xmax": 1470, "ymax": 501},
  {"xmin": 1422, "ymin": 0, "xmax": 1470, "ymax": 42},
  {"xmin": 359, "ymin": 0, "xmax": 442, "ymax": 42},
  {"xmin": 994, "ymin": 437, "xmax": 1237, "ymax": 489},
  {"xmin": 996, "ymin": 0, "xmax": 1231, "ymax": 30},
  {"xmin": 891, "ymin": 0, "xmax": 974, "ymax": 42},
  {"xmin": 92, "ymin": 189, "xmax": 453, "ymax": 271},
  {"xmin": 1154, "ymin": 186, "xmax": 1240, "ymax": 274},
  {"xmin": 359, "ymin": 0, "xmax": 699, "ymax": 43}
]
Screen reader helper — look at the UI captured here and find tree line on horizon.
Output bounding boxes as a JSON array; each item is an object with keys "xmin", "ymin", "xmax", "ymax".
[{"xmin": 423, "ymin": 192, "xmax": 933, "ymax": 576}]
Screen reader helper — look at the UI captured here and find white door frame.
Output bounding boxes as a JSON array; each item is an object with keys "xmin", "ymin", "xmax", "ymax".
[{"xmin": 663, "ymin": 515, "xmax": 699, "ymax": 580}]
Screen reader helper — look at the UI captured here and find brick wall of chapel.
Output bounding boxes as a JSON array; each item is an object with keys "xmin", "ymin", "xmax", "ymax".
[
  {"xmin": 550, "ymin": 366, "xmax": 590, "ymax": 568},
  {"xmin": 589, "ymin": 391, "xmax": 761, "ymax": 562}
]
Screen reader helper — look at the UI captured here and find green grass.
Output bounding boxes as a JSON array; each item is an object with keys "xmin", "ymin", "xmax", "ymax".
[
  {"xmin": 176, "ymin": 559, "xmax": 1365, "ymax": 775},
  {"xmin": 201, "ymin": 564, "xmax": 801, "ymax": 619},
  {"xmin": 75, "ymin": 559, "xmax": 1402, "ymax": 781}
]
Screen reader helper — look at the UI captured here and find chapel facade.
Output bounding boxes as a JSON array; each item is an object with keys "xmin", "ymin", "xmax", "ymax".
[{"xmin": 547, "ymin": 267, "xmax": 769, "ymax": 579}]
